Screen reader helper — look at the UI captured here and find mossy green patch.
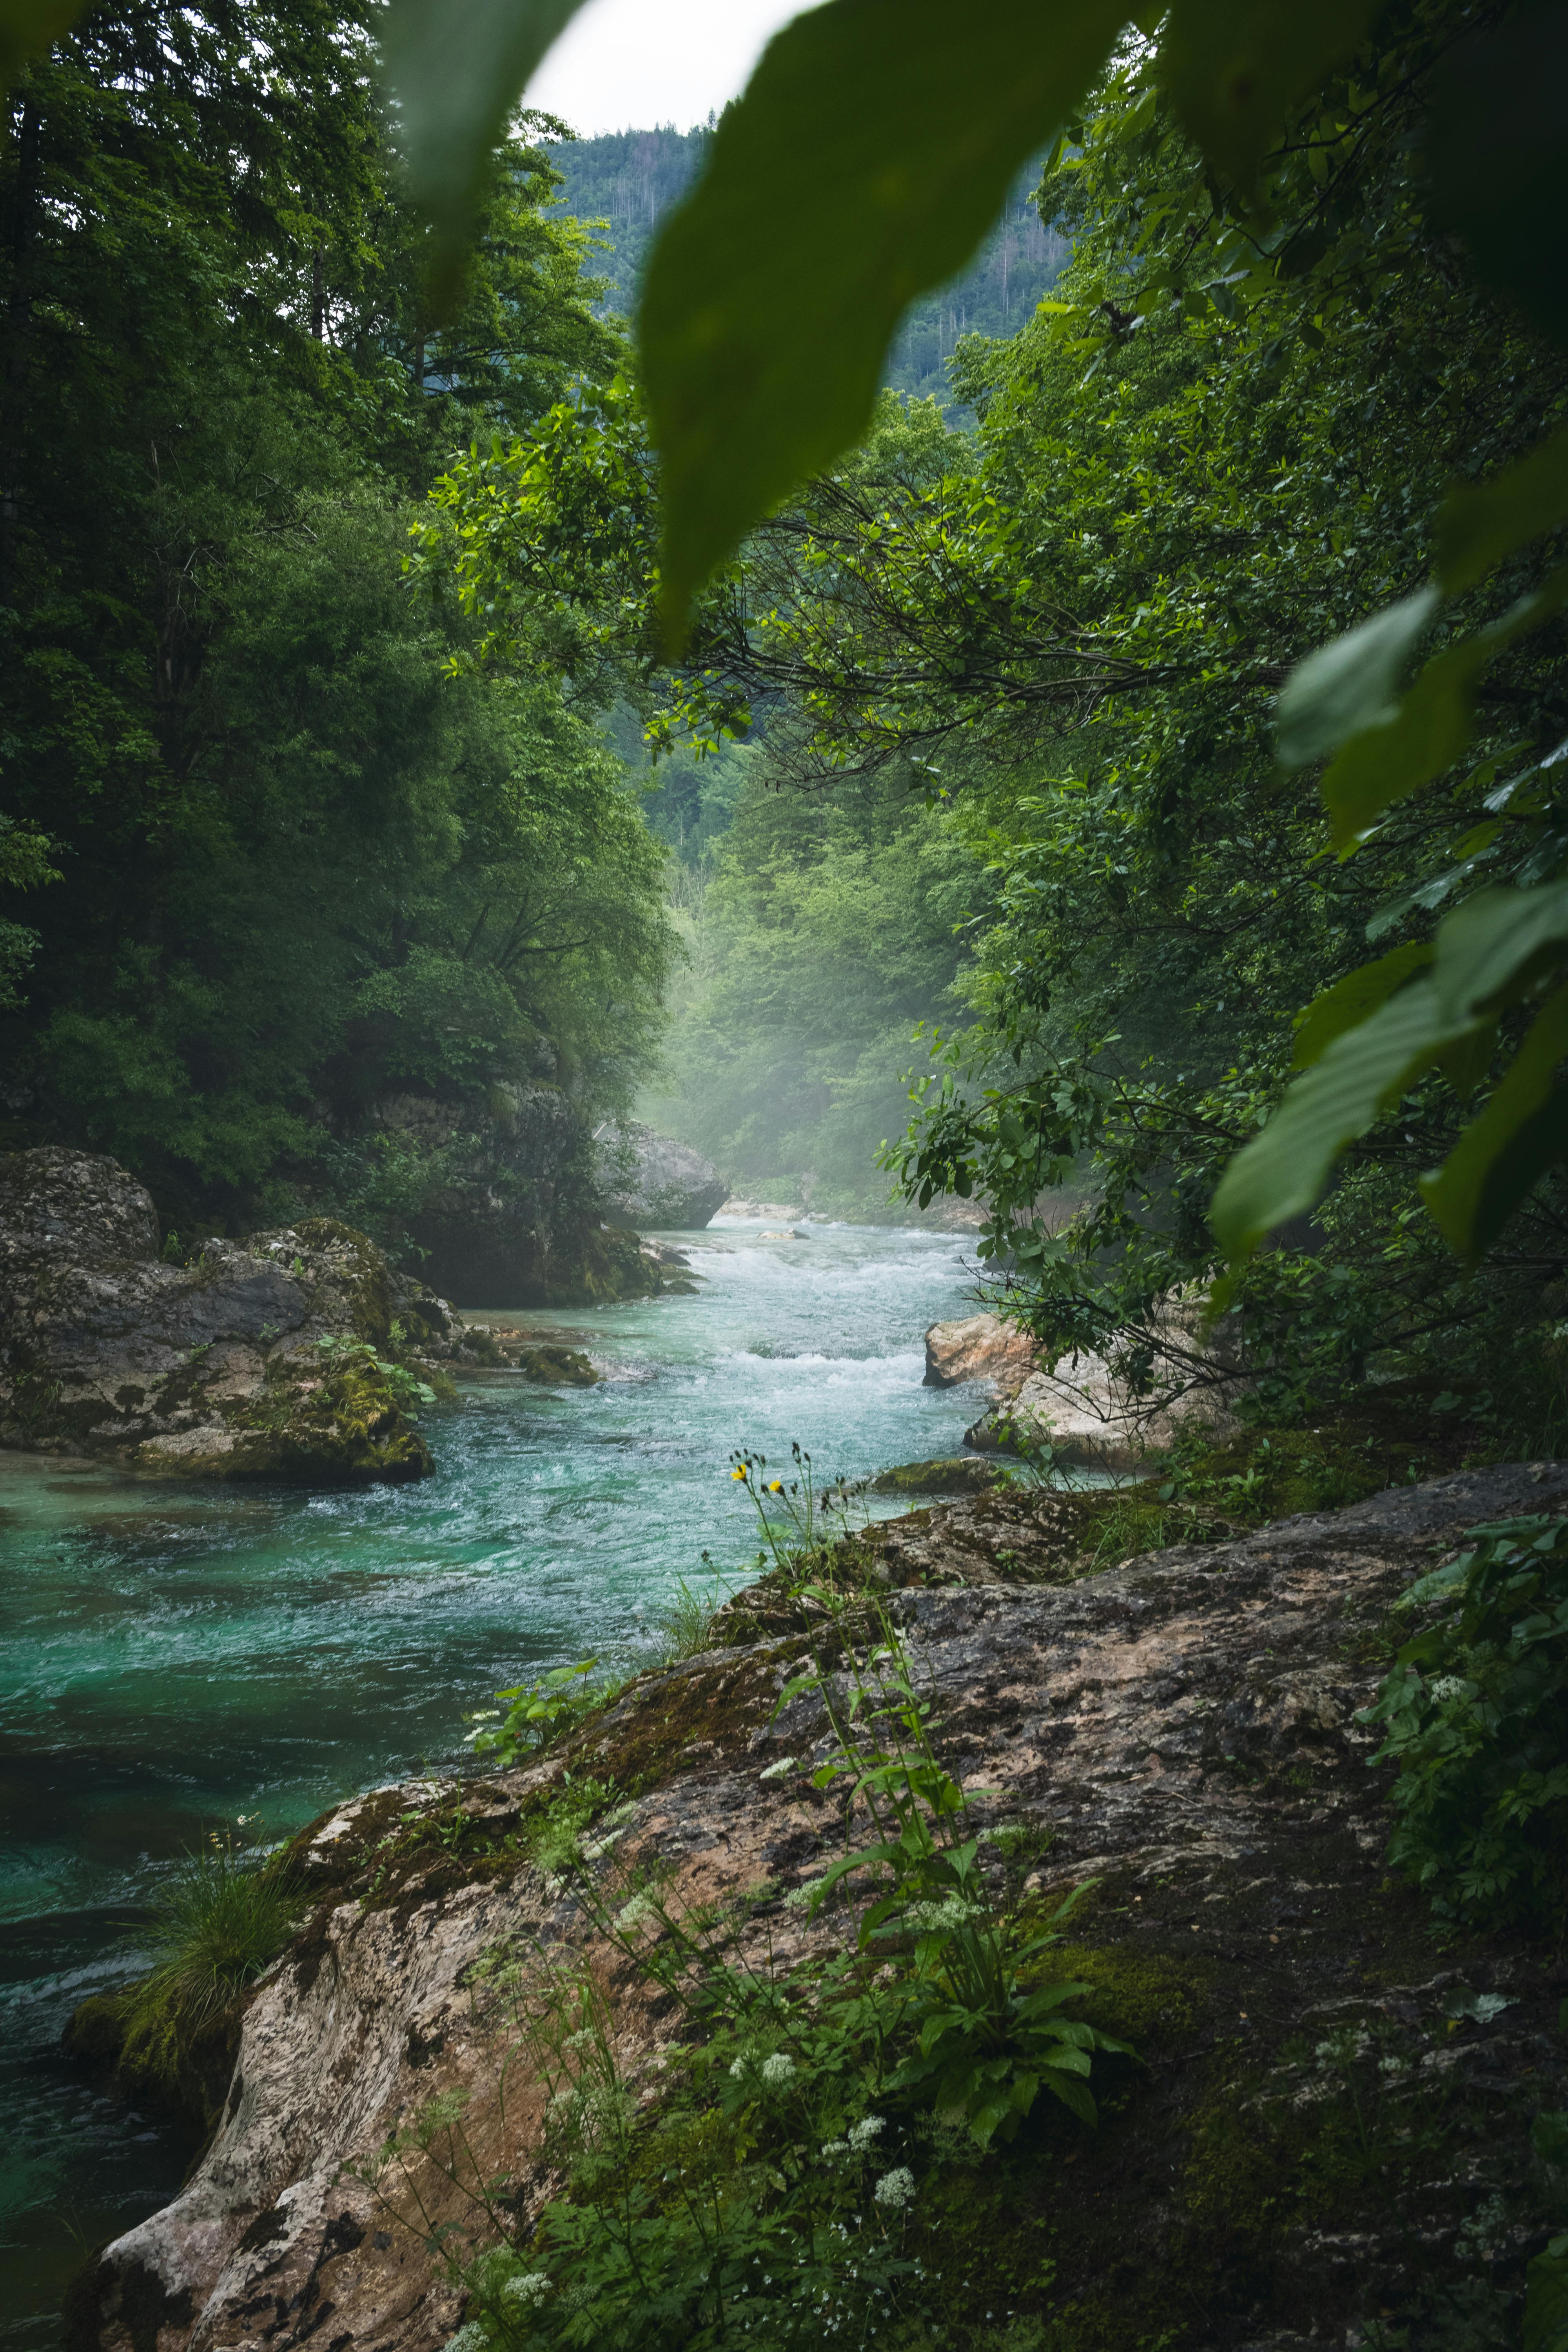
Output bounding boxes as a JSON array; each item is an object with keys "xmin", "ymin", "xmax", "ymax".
[
  {"xmin": 218, "ymin": 1350, "xmax": 433, "ymax": 1483},
  {"xmin": 872, "ymin": 1458, "xmax": 1006, "ymax": 1497},
  {"xmin": 64, "ymin": 1976, "xmax": 244, "ymax": 2139}
]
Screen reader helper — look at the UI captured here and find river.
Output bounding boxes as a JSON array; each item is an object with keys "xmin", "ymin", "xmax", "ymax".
[{"xmin": 0, "ymin": 1218, "xmax": 988, "ymax": 2345}]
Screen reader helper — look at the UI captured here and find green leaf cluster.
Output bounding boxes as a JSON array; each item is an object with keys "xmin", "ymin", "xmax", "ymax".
[{"xmin": 1359, "ymin": 1514, "xmax": 1568, "ymax": 1932}]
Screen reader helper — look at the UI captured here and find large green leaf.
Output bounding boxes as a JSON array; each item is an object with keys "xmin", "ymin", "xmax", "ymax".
[
  {"xmin": 1435, "ymin": 421, "xmax": 1568, "ymax": 598},
  {"xmin": 1211, "ymin": 974, "xmax": 1465, "ymax": 1261},
  {"xmin": 1290, "ymin": 942, "xmax": 1432, "ymax": 1070},
  {"xmin": 1301, "ymin": 566, "xmax": 1568, "ymax": 848},
  {"xmin": 1422, "ymin": 985, "xmax": 1568, "ymax": 1261},
  {"xmin": 1159, "ymin": 0, "xmax": 1379, "ymax": 186},
  {"xmin": 1430, "ymin": 881, "xmax": 1568, "ymax": 1024},
  {"xmin": 0, "ymin": 0, "xmax": 85, "ymax": 90},
  {"xmin": 1318, "ymin": 634, "xmax": 1491, "ymax": 850},
  {"xmin": 1524, "ymin": 2245, "xmax": 1568, "ymax": 2352},
  {"xmin": 639, "ymin": 0, "xmax": 1129, "ymax": 636},
  {"xmin": 381, "ymin": 0, "xmax": 590, "ymax": 302},
  {"xmin": 1213, "ymin": 884, "xmax": 1568, "ymax": 1262},
  {"xmin": 1275, "ymin": 586, "xmax": 1437, "ymax": 771}
]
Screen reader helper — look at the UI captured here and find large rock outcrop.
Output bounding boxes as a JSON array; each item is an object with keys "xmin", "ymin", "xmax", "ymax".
[
  {"xmin": 369, "ymin": 1090, "xmax": 666, "ymax": 1308},
  {"xmin": 0, "ymin": 1149, "xmax": 447, "ymax": 1481},
  {"xmin": 69, "ymin": 1458, "xmax": 1568, "ymax": 2350},
  {"xmin": 595, "ymin": 1119, "xmax": 727, "ymax": 1230},
  {"xmin": 965, "ymin": 1330, "xmax": 1245, "ymax": 1469}
]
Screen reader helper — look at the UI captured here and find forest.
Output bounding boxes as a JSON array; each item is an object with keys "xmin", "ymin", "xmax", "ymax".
[
  {"xmin": 5, "ymin": 0, "xmax": 1568, "ymax": 1405},
  {"xmin": 8, "ymin": 1, "xmax": 1568, "ymax": 2347}
]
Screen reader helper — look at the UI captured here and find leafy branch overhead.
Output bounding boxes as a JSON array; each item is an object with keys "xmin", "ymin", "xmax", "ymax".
[{"xmin": 366, "ymin": 0, "xmax": 1568, "ymax": 1277}]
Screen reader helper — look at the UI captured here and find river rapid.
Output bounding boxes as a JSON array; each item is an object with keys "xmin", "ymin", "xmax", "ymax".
[{"xmin": 0, "ymin": 1218, "xmax": 989, "ymax": 2344}]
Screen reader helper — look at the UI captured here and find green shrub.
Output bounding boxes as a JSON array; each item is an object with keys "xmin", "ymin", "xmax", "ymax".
[{"xmin": 1360, "ymin": 1514, "xmax": 1568, "ymax": 1931}]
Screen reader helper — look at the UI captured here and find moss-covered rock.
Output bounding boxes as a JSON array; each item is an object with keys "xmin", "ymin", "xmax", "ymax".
[
  {"xmin": 870, "ymin": 1456, "xmax": 1007, "ymax": 1496},
  {"xmin": 63, "ymin": 1979, "xmax": 244, "ymax": 2140},
  {"xmin": 0, "ymin": 1148, "xmax": 438, "ymax": 1483}
]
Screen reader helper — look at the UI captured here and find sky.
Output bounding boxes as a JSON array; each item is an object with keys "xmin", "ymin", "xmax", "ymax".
[{"xmin": 524, "ymin": 0, "xmax": 811, "ymax": 137}]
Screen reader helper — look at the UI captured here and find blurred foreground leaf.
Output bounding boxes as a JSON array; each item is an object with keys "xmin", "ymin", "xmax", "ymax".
[
  {"xmin": 639, "ymin": 0, "xmax": 1127, "ymax": 637},
  {"xmin": 381, "ymin": 0, "xmax": 589, "ymax": 303}
]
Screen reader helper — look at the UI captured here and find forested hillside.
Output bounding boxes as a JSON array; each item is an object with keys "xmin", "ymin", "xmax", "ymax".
[
  {"xmin": 0, "ymin": 0, "xmax": 674, "ymax": 1281},
  {"xmin": 547, "ymin": 127, "xmax": 1066, "ymax": 406}
]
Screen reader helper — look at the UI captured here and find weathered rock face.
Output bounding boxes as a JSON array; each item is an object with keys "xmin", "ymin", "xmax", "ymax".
[
  {"xmin": 595, "ymin": 1119, "xmax": 727, "ymax": 1230},
  {"xmin": 72, "ymin": 1458, "xmax": 1568, "ymax": 2352},
  {"xmin": 923, "ymin": 1310, "xmax": 1038, "ymax": 1390},
  {"xmin": 0, "ymin": 1149, "xmax": 445, "ymax": 1481},
  {"xmin": 965, "ymin": 1347, "xmax": 1242, "ymax": 1468},
  {"xmin": 367, "ymin": 1092, "xmax": 668, "ymax": 1307}
]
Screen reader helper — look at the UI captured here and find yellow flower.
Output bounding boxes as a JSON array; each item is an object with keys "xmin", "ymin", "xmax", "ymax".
[
  {"xmin": 731, "ymin": 1466, "xmax": 748, "ymax": 1481},
  {"xmin": 767, "ymin": 1480, "xmax": 783, "ymax": 1493}
]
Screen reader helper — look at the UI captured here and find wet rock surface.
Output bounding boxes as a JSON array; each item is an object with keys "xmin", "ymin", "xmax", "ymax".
[
  {"xmin": 0, "ymin": 1148, "xmax": 449, "ymax": 1482},
  {"xmin": 71, "ymin": 1459, "xmax": 1568, "ymax": 2348},
  {"xmin": 595, "ymin": 1118, "xmax": 727, "ymax": 1230}
]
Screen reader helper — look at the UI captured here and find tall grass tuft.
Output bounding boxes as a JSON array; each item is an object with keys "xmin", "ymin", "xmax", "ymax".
[
  {"xmin": 136, "ymin": 1838, "xmax": 300, "ymax": 2025},
  {"xmin": 646, "ymin": 1574, "xmax": 731, "ymax": 1669}
]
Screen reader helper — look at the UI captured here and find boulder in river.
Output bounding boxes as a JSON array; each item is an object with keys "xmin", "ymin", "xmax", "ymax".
[
  {"xmin": 595, "ymin": 1118, "xmax": 727, "ymax": 1230},
  {"xmin": 922, "ymin": 1309, "xmax": 1037, "ymax": 1389},
  {"xmin": 69, "ymin": 1457, "xmax": 1568, "ymax": 2348},
  {"xmin": 965, "ymin": 1345, "xmax": 1241, "ymax": 1469},
  {"xmin": 0, "ymin": 1147, "xmax": 445, "ymax": 1482}
]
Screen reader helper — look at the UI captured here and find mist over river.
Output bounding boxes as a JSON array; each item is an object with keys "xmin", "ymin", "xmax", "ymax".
[{"xmin": 0, "ymin": 1218, "xmax": 986, "ymax": 2343}]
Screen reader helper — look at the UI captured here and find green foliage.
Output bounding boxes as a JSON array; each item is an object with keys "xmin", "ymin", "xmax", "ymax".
[
  {"xmin": 464, "ymin": 1659, "xmax": 606, "ymax": 1768},
  {"xmin": 314, "ymin": 1334, "xmax": 436, "ymax": 1414},
  {"xmin": 128, "ymin": 1836, "xmax": 301, "ymax": 2030},
  {"xmin": 1360, "ymin": 1515, "xmax": 1568, "ymax": 1932},
  {"xmin": 0, "ymin": 2, "xmax": 662, "ymax": 1248},
  {"xmin": 775, "ymin": 1637, "xmax": 1132, "ymax": 2147}
]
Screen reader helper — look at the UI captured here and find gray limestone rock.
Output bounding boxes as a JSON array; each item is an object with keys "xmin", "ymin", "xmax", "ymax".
[
  {"xmin": 595, "ymin": 1118, "xmax": 727, "ymax": 1230},
  {"xmin": 0, "ymin": 1147, "xmax": 448, "ymax": 1481}
]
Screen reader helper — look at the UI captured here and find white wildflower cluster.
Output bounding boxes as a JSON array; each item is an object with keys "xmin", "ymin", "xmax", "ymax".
[
  {"xmin": 729, "ymin": 2053, "xmax": 752, "ymax": 2080},
  {"xmin": 1427, "ymin": 1675, "xmax": 1471, "ymax": 1704},
  {"xmin": 900, "ymin": 1894, "xmax": 987, "ymax": 1933},
  {"xmin": 847, "ymin": 2114, "xmax": 885, "ymax": 2152},
  {"xmin": 615, "ymin": 1891, "xmax": 661, "ymax": 1935},
  {"xmin": 977, "ymin": 1822, "xmax": 1030, "ymax": 1853},
  {"xmin": 782, "ymin": 1879, "xmax": 822, "ymax": 1914},
  {"xmin": 759, "ymin": 1755, "xmax": 798, "ymax": 1781},
  {"xmin": 443, "ymin": 2326, "xmax": 487, "ymax": 2352},
  {"xmin": 503, "ymin": 2272, "xmax": 551, "ymax": 2305},
  {"xmin": 760, "ymin": 2052, "xmax": 797, "ymax": 2089},
  {"xmin": 873, "ymin": 2166, "xmax": 916, "ymax": 2209}
]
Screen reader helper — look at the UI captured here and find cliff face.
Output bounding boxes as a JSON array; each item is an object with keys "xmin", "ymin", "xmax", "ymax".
[
  {"xmin": 69, "ymin": 1461, "xmax": 1568, "ymax": 2351},
  {"xmin": 370, "ymin": 1091, "xmax": 665, "ymax": 1307},
  {"xmin": 0, "ymin": 1149, "xmax": 449, "ymax": 1481}
]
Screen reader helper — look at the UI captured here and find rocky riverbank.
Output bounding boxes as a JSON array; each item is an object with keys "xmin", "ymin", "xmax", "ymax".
[
  {"xmin": 0, "ymin": 1149, "xmax": 622, "ymax": 1482},
  {"xmin": 67, "ymin": 1457, "xmax": 1568, "ymax": 2351}
]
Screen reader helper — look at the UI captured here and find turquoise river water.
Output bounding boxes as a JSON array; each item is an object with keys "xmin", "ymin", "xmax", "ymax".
[{"xmin": 0, "ymin": 1217, "xmax": 989, "ymax": 2344}]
